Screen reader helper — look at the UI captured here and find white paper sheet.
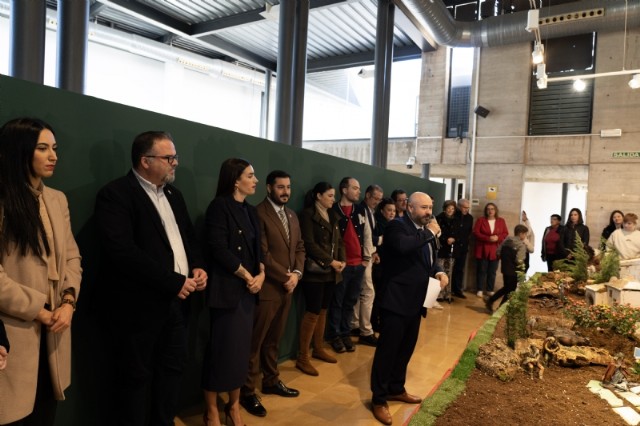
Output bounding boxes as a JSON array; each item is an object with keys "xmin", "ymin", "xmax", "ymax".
[{"xmin": 423, "ymin": 277, "xmax": 442, "ymax": 308}]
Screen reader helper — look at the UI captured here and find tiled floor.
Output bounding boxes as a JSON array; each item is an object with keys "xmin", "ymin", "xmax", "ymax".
[{"xmin": 176, "ymin": 293, "xmax": 490, "ymax": 426}]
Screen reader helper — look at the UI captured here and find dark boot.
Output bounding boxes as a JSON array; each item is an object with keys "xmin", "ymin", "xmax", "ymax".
[
  {"xmin": 312, "ymin": 309, "xmax": 337, "ymax": 363},
  {"xmin": 296, "ymin": 312, "xmax": 319, "ymax": 376}
]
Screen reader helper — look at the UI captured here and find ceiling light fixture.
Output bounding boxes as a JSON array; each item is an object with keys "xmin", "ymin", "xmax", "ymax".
[
  {"xmin": 532, "ymin": 42, "xmax": 544, "ymax": 65},
  {"xmin": 540, "ymin": 1, "xmax": 638, "ymax": 91}
]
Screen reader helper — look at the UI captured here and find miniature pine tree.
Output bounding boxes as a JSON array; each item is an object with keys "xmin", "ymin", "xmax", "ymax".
[
  {"xmin": 555, "ymin": 232, "xmax": 589, "ymax": 283},
  {"xmin": 594, "ymin": 242, "xmax": 621, "ymax": 284}
]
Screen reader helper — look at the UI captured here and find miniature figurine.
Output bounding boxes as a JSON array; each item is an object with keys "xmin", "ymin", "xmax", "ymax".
[
  {"xmin": 543, "ymin": 336, "xmax": 560, "ymax": 366},
  {"xmin": 522, "ymin": 344, "xmax": 545, "ymax": 379},
  {"xmin": 602, "ymin": 352, "xmax": 630, "ymax": 390}
]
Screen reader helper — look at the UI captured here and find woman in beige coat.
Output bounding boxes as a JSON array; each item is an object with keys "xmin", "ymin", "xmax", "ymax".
[{"xmin": 0, "ymin": 118, "xmax": 82, "ymax": 425}]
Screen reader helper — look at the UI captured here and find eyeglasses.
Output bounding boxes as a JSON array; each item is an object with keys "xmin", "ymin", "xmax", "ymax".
[{"xmin": 144, "ymin": 155, "xmax": 179, "ymax": 165}]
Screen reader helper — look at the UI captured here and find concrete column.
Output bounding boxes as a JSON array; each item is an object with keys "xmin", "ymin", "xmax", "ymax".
[
  {"xmin": 370, "ymin": 0, "xmax": 395, "ymax": 168},
  {"xmin": 274, "ymin": 0, "xmax": 297, "ymax": 145},
  {"xmin": 9, "ymin": 0, "xmax": 46, "ymax": 84},
  {"xmin": 290, "ymin": 0, "xmax": 309, "ymax": 149},
  {"xmin": 56, "ymin": 0, "xmax": 90, "ymax": 93}
]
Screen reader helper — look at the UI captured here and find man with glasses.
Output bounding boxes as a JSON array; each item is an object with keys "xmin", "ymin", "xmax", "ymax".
[
  {"xmin": 351, "ymin": 184, "xmax": 384, "ymax": 346},
  {"xmin": 95, "ymin": 131, "xmax": 207, "ymax": 425}
]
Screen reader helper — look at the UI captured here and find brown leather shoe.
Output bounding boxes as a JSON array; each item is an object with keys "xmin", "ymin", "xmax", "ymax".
[
  {"xmin": 387, "ymin": 391, "xmax": 422, "ymax": 404},
  {"xmin": 372, "ymin": 403, "xmax": 392, "ymax": 425}
]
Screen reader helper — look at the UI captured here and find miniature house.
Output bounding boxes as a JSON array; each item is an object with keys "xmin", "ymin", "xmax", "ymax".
[
  {"xmin": 585, "ymin": 284, "xmax": 608, "ymax": 306},
  {"xmin": 605, "ymin": 278, "xmax": 640, "ymax": 307},
  {"xmin": 620, "ymin": 258, "xmax": 640, "ymax": 282}
]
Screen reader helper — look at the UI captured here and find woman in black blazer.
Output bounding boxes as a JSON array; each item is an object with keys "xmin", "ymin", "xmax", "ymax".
[
  {"xmin": 564, "ymin": 207, "xmax": 590, "ymax": 254},
  {"xmin": 202, "ymin": 158, "xmax": 264, "ymax": 426},
  {"xmin": 296, "ymin": 182, "xmax": 346, "ymax": 376}
]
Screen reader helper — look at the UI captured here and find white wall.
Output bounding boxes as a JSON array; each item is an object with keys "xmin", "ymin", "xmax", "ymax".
[
  {"xmin": 0, "ymin": 14, "xmax": 266, "ymax": 137},
  {"xmin": 522, "ymin": 181, "xmax": 588, "ymax": 274}
]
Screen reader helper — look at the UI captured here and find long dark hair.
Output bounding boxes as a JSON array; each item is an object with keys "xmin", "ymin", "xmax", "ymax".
[
  {"xmin": 215, "ymin": 158, "xmax": 251, "ymax": 197},
  {"xmin": 0, "ymin": 117, "xmax": 53, "ymax": 257},
  {"xmin": 304, "ymin": 181, "xmax": 333, "ymax": 209},
  {"xmin": 608, "ymin": 210, "xmax": 624, "ymax": 228},
  {"xmin": 566, "ymin": 208, "xmax": 584, "ymax": 227}
]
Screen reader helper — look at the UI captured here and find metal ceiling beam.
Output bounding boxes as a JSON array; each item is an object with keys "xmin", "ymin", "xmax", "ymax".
[
  {"xmin": 95, "ymin": 0, "xmax": 191, "ymax": 34},
  {"xmin": 89, "ymin": 3, "xmax": 107, "ymax": 19},
  {"xmin": 191, "ymin": 8, "xmax": 265, "ymax": 37},
  {"xmin": 198, "ymin": 34, "xmax": 276, "ymax": 70},
  {"xmin": 191, "ymin": 0, "xmax": 349, "ymax": 37},
  {"xmin": 96, "ymin": 0, "xmax": 275, "ymax": 71},
  {"xmin": 307, "ymin": 44, "xmax": 422, "ymax": 72}
]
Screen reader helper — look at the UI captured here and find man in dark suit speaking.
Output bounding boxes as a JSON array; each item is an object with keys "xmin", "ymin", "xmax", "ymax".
[
  {"xmin": 370, "ymin": 192, "xmax": 447, "ymax": 425},
  {"xmin": 95, "ymin": 131, "xmax": 207, "ymax": 426}
]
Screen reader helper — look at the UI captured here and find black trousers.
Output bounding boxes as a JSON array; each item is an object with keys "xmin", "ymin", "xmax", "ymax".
[
  {"xmin": 370, "ymin": 308, "xmax": 421, "ymax": 405},
  {"xmin": 488, "ymin": 274, "xmax": 518, "ymax": 306},
  {"xmin": 114, "ymin": 300, "xmax": 189, "ymax": 426}
]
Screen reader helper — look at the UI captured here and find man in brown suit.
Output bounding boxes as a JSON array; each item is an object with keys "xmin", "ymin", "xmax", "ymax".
[{"xmin": 240, "ymin": 170, "xmax": 305, "ymax": 417}]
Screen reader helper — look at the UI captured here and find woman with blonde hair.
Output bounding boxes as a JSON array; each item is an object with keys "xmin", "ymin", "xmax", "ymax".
[{"xmin": 607, "ymin": 213, "xmax": 640, "ymax": 260}]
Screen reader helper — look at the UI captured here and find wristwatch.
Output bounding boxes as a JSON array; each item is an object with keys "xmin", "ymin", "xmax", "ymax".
[{"xmin": 61, "ymin": 298, "xmax": 77, "ymax": 311}]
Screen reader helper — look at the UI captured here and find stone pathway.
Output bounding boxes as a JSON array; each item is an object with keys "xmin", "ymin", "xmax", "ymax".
[{"xmin": 588, "ymin": 380, "xmax": 640, "ymax": 425}]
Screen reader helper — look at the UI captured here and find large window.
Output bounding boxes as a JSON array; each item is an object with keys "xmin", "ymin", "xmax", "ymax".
[
  {"xmin": 447, "ymin": 47, "xmax": 474, "ymax": 138},
  {"xmin": 303, "ymin": 59, "xmax": 422, "ymax": 141},
  {"xmin": 528, "ymin": 33, "xmax": 596, "ymax": 135}
]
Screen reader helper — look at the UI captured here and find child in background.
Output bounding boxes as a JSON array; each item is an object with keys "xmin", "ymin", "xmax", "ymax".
[{"xmin": 485, "ymin": 224, "xmax": 529, "ymax": 314}]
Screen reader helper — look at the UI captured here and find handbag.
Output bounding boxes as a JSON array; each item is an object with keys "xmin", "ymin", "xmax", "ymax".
[{"xmin": 305, "ymin": 257, "xmax": 331, "ymax": 273}]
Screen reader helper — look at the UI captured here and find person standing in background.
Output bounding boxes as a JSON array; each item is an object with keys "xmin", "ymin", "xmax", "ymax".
[
  {"xmin": 452, "ymin": 198, "xmax": 473, "ymax": 298},
  {"xmin": 240, "ymin": 170, "xmax": 304, "ymax": 418},
  {"xmin": 296, "ymin": 182, "xmax": 346, "ymax": 376},
  {"xmin": 201, "ymin": 158, "xmax": 264, "ymax": 426},
  {"xmin": 95, "ymin": 130, "xmax": 206, "ymax": 426},
  {"xmin": 327, "ymin": 177, "xmax": 373, "ymax": 354},
  {"xmin": 541, "ymin": 214, "xmax": 567, "ymax": 272},
  {"xmin": 371, "ymin": 198, "xmax": 396, "ymax": 332},
  {"xmin": 520, "ymin": 211, "xmax": 535, "ymax": 273},
  {"xmin": 352, "ymin": 184, "xmax": 384, "ymax": 346},
  {"xmin": 485, "ymin": 224, "xmax": 529, "ymax": 313},
  {"xmin": 564, "ymin": 207, "xmax": 590, "ymax": 254},
  {"xmin": 601, "ymin": 210, "xmax": 624, "ymax": 251},
  {"xmin": 0, "ymin": 118, "xmax": 82, "ymax": 425},
  {"xmin": 473, "ymin": 203, "xmax": 508, "ymax": 298},
  {"xmin": 390, "ymin": 189, "xmax": 407, "ymax": 218}
]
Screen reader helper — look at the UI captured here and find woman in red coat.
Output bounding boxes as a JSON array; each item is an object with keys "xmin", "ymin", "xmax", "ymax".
[{"xmin": 473, "ymin": 203, "xmax": 508, "ymax": 297}]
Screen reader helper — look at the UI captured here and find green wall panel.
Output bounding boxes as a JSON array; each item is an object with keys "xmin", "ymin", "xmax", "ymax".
[{"xmin": 0, "ymin": 75, "xmax": 444, "ymax": 424}]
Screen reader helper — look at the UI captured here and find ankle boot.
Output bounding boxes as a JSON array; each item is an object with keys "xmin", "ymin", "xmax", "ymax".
[
  {"xmin": 312, "ymin": 309, "xmax": 337, "ymax": 363},
  {"xmin": 296, "ymin": 312, "xmax": 319, "ymax": 376}
]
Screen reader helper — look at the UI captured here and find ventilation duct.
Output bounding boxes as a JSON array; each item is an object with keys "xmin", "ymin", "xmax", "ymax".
[{"xmin": 397, "ymin": 0, "xmax": 640, "ymax": 48}]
